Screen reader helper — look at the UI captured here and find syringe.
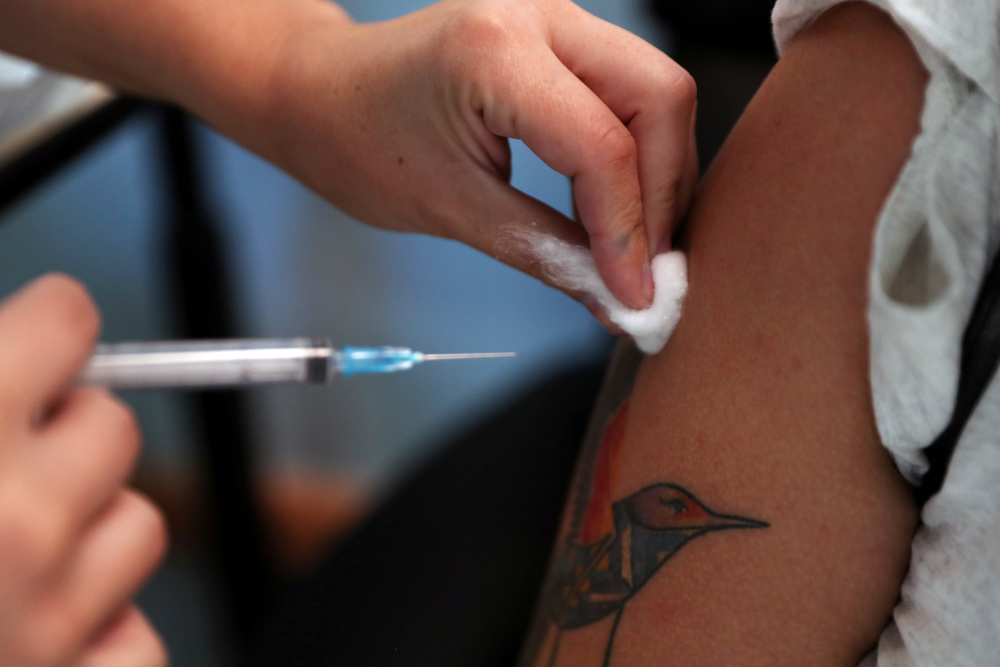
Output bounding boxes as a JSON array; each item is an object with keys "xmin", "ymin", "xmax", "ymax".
[{"xmin": 79, "ymin": 338, "xmax": 517, "ymax": 390}]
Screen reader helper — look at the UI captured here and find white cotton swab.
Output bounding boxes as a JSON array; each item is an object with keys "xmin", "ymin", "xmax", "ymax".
[{"xmin": 506, "ymin": 227, "xmax": 687, "ymax": 354}]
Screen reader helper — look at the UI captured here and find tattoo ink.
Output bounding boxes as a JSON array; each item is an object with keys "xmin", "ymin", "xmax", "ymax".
[
  {"xmin": 521, "ymin": 344, "xmax": 768, "ymax": 666},
  {"xmin": 546, "ymin": 477, "xmax": 768, "ymax": 631}
]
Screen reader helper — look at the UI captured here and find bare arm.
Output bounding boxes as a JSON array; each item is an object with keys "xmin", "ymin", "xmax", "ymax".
[
  {"xmin": 0, "ymin": 0, "xmax": 701, "ymax": 313},
  {"xmin": 522, "ymin": 4, "xmax": 926, "ymax": 664},
  {"xmin": 0, "ymin": 0, "xmax": 357, "ymax": 164}
]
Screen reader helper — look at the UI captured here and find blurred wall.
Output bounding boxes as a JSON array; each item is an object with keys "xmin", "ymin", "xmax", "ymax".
[{"xmin": 0, "ymin": 0, "xmax": 670, "ymax": 490}]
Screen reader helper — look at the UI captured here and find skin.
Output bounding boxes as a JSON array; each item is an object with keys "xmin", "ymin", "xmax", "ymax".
[
  {"xmin": 522, "ymin": 4, "xmax": 927, "ymax": 665},
  {"xmin": 0, "ymin": 0, "xmax": 697, "ymax": 661},
  {"xmin": 0, "ymin": 0, "xmax": 929, "ymax": 664},
  {"xmin": 0, "ymin": 276, "xmax": 167, "ymax": 666},
  {"xmin": 0, "ymin": 0, "xmax": 699, "ymax": 314}
]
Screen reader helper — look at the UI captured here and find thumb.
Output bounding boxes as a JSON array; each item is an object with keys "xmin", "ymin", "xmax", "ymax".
[
  {"xmin": 447, "ymin": 167, "xmax": 625, "ymax": 335},
  {"xmin": 476, "ymin": 46, "xmax": 653, "ymax": 309}
]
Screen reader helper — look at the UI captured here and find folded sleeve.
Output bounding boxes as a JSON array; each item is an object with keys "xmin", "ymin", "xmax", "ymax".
[
  {"xmin": 773, "ymin": 3, "xmax": 1000, "ymax": 665},
  {"xmin": 773, "ymin": 0, "xmax": 1000, "ymax": 484}
]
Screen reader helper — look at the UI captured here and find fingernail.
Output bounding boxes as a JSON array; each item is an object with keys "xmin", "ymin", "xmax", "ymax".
[{"xmin": 641, "ymin": 262, "xmax": 655, "ymax": 304}]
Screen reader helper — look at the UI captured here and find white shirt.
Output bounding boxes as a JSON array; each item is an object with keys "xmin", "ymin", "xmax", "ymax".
[{"xmin": 773, "ymin": 1, "xmax": 1000, "ymax": 664}]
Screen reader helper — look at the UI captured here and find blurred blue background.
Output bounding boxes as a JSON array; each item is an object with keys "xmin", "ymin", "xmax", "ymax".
[
  {"xmin": 0, "ymin": 1, "xmax": 667, "ymax": 485},
  {"xmin": 0, "ymin": 2, "xmax": 672, "ymax": 664}
]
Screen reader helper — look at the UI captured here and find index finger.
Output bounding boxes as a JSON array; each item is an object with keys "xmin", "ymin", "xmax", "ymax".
[
  {"xmin": 549, "ymin": 6, "xmax": 699, "ymax": 255},
  {"xmin": 481, "ymin": 47, "xmax": 652, "ymax": 308},
  {"xmin": 0, "ymin": 275, "xmax": 100, "ymax": 423}
]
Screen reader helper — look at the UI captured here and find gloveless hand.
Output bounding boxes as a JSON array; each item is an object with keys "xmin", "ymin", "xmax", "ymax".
[
  {"xmin": 0, "ymin": 0, "xmax": 697, "ymax": 319},
  {"xmin": 261, "ymin": 0, "xmax": 698, "ymax": 313},
  {"xmin": 0, "ymin": 276, "xmax": 167, "ymax": 667}
]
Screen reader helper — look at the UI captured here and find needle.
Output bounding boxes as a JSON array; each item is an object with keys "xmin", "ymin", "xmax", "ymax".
[
  {"xmin": 79, "ymin": 339, "xmax": 519, "ymax": 389},
  {"xmin": 420, "ymin": 352, "xmax": 518, "ymax": 361}
]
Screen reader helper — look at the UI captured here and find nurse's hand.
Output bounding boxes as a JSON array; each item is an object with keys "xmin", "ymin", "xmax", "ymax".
[
  {"xmin": 0, "ymin": 0, "xmax": 696, "ymax": 318},
  {"xmin": 0, "ymin": 276, "xmax": 168, "ymax": 667},
  {"xmin": 263, "ymin": 0, "xmax": 698, "ymax": 312}
]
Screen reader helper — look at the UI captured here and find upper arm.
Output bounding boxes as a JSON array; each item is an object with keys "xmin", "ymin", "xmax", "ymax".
[{"xmin": 521, "ymin": 4, "xmax": 927, "ymax": 664}]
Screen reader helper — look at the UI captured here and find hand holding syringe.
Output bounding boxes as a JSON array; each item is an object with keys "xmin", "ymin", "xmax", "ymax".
[{"xmin": 80, "ymin": 338, "xmax": 516, "ymax": 390}]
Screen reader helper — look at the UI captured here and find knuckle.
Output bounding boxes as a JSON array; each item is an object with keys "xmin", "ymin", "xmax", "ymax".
[
  {"xmin": 449, "ymin": 4, "xmax": 513, "ymax": 45},
  {"xmin": 102, "ymin": 396, "xmax": 141, "ymax": 455},
  {"xmin": 79, "ymin": 391, "xmax": 142, "ymax": 474},
  {"xmin": 596, "ymin": 124, "xmax": 638, "ymax": 172},
  {"xmin": 127, "ymin": 492, "xmax": 169, "ymax": 566},
  {"xmin": 438, "ymin": 2, "xmax": 525, "ymax": 74},
  {"xmin": 664, "ymin": 67, "xmax": 697, "ymax": 109}
]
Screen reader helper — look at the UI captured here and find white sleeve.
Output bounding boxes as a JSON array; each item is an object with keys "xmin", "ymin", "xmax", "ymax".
[
  {"xmin": 772, "ymin": 4, "xmax": 1000, "ymax": 665},
  {"xmin": 774, "ymin": 0, "xmax": 1000, "ymax": 484}
]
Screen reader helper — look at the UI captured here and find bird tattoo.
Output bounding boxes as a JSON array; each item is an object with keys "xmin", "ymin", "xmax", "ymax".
[{"xmin": 538, "ymin": 400, "xmax": 768, "ymax": 666}]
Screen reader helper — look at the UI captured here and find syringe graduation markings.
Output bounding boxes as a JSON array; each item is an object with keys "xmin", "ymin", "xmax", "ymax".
[{"xmin": 80, "ymin": 339, "xmax": 516, "ymax": 390}]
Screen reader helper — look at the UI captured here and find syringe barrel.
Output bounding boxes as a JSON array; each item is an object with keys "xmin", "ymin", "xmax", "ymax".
[{"xmin": 80, "ymin": 338, "xmax": 331, "ymax": 389}]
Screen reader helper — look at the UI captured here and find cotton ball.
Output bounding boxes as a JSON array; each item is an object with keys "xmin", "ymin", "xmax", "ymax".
[{"xmin": 505, "ymin": 227, "xmax": 687, "ymax": 354}]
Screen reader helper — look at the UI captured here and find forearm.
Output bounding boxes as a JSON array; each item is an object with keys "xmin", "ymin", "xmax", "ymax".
[
  {"xmin": 0, "ymin": 0, "xmax": 704, "ymax": 310},
  {"xmin": 0, "ymin": 0, "xmax": 350, "ymax": 152},
  {"xmin": 523, "ymin": 3, "xmax": 927, "ymax": 664}
]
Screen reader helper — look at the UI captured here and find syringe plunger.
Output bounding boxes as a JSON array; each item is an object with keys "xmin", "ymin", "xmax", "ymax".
[{"xmin": 79, "ymin": 338, "xmax": 515, "ymax": 390}]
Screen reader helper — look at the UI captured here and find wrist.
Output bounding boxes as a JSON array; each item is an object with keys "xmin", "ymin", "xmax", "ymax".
[{"xmin": 166, "ymin": 0, "xmax": 354, "ymax": 159}]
